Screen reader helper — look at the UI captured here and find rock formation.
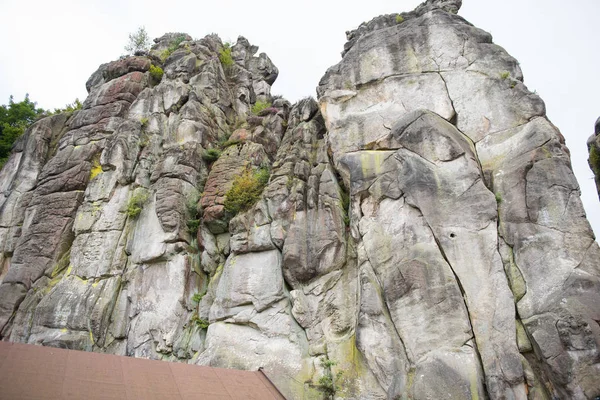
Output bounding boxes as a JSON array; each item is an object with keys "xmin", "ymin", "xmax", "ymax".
[
  {"xmin": 1, "ymin": 0, "xmax": 599, "ymax": 399},
  {"xmin": 587, "ymin": 116, "xmax": 600, "ymax": 199}
]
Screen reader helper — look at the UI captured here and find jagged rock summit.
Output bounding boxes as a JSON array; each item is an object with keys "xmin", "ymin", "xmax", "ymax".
[{"xmin": 0, "ymin": 0, "xmax": 599, "ymax": 399}]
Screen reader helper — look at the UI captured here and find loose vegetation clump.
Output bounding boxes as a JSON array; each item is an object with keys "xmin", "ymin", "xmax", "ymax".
[
  {"xmin": 495, "ymin": 192, "xmax": 503, "ymax": 204},
  {"xmin": 169, "ymin": 36, "xmax": 187, "ymax": 52},
  {"xmin": 149, "ymin": 64, "xmax": 164, "ymax": 83},
  {"xmin": 126, "ymin": 189, "xmax": 149, "ymax": 218},
  {"xmin": 202, "ymin": 148, "xmax": 222, "ymax": 163},
  {"xmin": 192, "ymin": 292, "xmax": 204, "ymax": 303},
  {"xmin": 251, "ymin": 100, "xmax": 271, "ymax": 115},
  {"xmin": 186, "ymin": 194, "xmax": 201, "ymax": 236},
  {"xmin": 190, "ymin": 313, "xmax": 209, "ymax": 329},
  {"xmin": 396, "ymin": 15, "xmax": 405, "ymax": 23},
  {"xmin": 224, "ymin": 167, "xmax": 270, "ymax": 215},
  {"xmin": 500, "ymin": 71, "xmax": 510, "ymax": 80},
  {"xmin": 160, "ymin": 35, "xmax": 187, "ymax": 61},
  {"xmin": 340, "ymin": 187, "xmax": 350, "ymax": 226},
  {"xmin": 187, "ymin": 219, "xmax": 200, "ymax": 236},
  {"xmin": 52, "ymin": 99, "xmax": 82, "ymax": 114},
  {"xmin": 316, "ymin": 358, "xmax": 342, "ymax": 399},
  {"xmin": 219, "ymin": 42, "xmax": 234, "ymax": 68}
]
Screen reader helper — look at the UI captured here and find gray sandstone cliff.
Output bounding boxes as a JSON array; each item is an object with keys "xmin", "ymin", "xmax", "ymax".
[
  {"xmin": 1, "ymin": 1, "xmax": 599, "ymax": 399},
  {"xmin": 587, "ymin": 116, "xmax": 600, "ymax": 199}
]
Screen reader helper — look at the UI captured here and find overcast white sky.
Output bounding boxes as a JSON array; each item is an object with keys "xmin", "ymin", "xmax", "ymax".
[{"xmin": 1, "ymin": 0, "xmax": 598, "ymax": 235}]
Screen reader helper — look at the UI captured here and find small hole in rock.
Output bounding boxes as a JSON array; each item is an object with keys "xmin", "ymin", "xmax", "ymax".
[{"xmin": 450, "ymin": 233, "xmax": 456, "ymax": 238}]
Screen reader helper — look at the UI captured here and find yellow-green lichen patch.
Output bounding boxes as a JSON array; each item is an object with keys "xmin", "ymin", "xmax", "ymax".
[
  {"xmin": 502, "ymin": 245, "xmax": 527, "ymax": 301},
  {"xmin": 46, "ymin": 264, "xmax": 72, "ymax": 294},
  {"xmin": 359, "ymin": 151, "xmax": 392, "ymax": 179},
  {"xmin": 403, "ymin": 47, "xmax": 420, "ymax": 74},
  {"xmin": 91, "ymin": 201, "xmax": 102, "ymax": 216},
  {"xmin": 516, "ymin": 319, "xmax": 533, "ymax": 352},
  {"xmin": 51, "ymin": 249, "xmax": 72, "ymax": 278},
  {"xmin": 405, "ymin": 368, "xmax": 417, "ymax": 395},
  {"xmin": 469, "ymin": 367, "xmax": 480, "ymax": 400},
  {"xmin": 89, "ymin": 156, "xmax": 103, "ymax": 180},
  {"xmin": 322, "ymin": 336, "xmax": 367, "ymax": 399}
]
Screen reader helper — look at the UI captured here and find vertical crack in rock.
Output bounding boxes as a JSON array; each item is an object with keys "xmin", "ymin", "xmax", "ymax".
[
  {"xmin": 438, "ymin": 72, "xmax": 458, "ymax": 126},
  {"xmin": 429, "ymin": 221, "xmax": 475, "ymax": 334},
  {"xmin": 358, "ymin": 231, "xmax": 410, "ymax": 357}
]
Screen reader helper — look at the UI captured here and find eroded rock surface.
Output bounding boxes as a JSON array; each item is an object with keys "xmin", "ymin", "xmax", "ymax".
[
  {"xmin": 587, "ymin": 116, "xmax": 600, "ymax": 199},
  {"xmin": 0, "ymin": 1, "xmax": 599, "ymax": 399}
]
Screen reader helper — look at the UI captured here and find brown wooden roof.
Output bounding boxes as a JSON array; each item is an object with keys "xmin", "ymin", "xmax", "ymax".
[{"xmin": 0, "ymin": 341, "xmax": 286, "ymax": 400}]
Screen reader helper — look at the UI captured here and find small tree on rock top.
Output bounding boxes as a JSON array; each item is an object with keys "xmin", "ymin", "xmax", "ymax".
[{"xmin": 125, "ymin": 26, "xmax": 150, "ymax": 55}]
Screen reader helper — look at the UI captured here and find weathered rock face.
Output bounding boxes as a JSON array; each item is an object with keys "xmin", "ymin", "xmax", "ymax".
[
  {"xmin": 1, "ymin": 1, "xmax": 599, "ymax": 399},
  {"xmin": 587, "ymin": 116, "xmax": 600, "ymax": 199}
]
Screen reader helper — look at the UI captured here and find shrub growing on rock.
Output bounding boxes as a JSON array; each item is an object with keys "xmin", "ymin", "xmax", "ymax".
[
  {"xmin": 192, "ymin": 292, "xmax": 204, "ymax": 303},
  {"xmin": 219, "ymin": 43, "xmax": 234, "ymax": 68},
  {"xmin": 51, "ymin": 98, "xmax": 82, "ymax": 114},
  {"xmin": 202, "ymin": 148, "xmax": 221, "ymax": 163},
  {"xmin": 316, "ymin": 358, "xmax": 341, "ymax": 398},
  {"xmin": 251, "ymin": 101, "xmax": 271, "ymax": 115},
  {"xmin": 126, "ymin": 189, "xmax": 149, "ymax": 218},
  {"xmin": 190, "ymin": 313, "xmax": 209, "ymax": 329},
  {"xmin": 160, "ymin": 35, "xmax": 188, "ymax": 62},
  {"xmin": 168, "ymin": 36, "xmax": 187, "ymax": 53},
  {"xmin": 186, "ymin": 194, "xmax": 201, "ymax": 236},
  {"xmin": 224, "ymin": 167, "xmax": 269, "ymax": 215},
  {"xmin": 149, "ymin": 65, "xmax": 163, "ymax": 84}
]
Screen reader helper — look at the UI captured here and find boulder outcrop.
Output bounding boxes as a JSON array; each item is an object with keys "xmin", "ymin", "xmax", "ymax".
[{"xmin": 0, "ymin": 1, "xmax": 598, "ymax": 399}]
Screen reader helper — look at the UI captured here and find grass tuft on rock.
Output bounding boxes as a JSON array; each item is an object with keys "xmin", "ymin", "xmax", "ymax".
[
  {"xmin": 160, "ymin": 35, "xmax": 187, "ymax": 62},
  {"xmin": 126, "ymin": 189, "xmax": 149, "ymax": 218},
  {"xmin": 224, "ymin": 167, "xmax": 269, "ymax": 215},
  {"xmin": 251, "ymin": 100, "xmax": 271, "ymax": 115},
  {"xmin": 190, "ymin": 313, "xmax": 209, "ymax": 329},
  {"xmin": 219, "ymin": 43, "xmax": 234, "ymax": 68},
  {"xmin": 202, "ymin": 148, "xmax": 221, "ymax": 163},
  {"xmin": 149, "ymin": 64, "xmax": 164, "ymax": 83},
  {"xmin": 192, "ymin": 292, "xmax": 204, "ymax": 303}
]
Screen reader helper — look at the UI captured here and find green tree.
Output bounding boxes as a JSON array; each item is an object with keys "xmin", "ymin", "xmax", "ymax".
[
  {"xmin": 125, "ymin": 26, "xmax": 151, "ymax": 55},
  {"xmin": 0, "ymin": 94, "xmax": 45, "ymax": 168},
  {"xmin": 52, "ymin": 98, "xmax": 82, "ymax": 114}
]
